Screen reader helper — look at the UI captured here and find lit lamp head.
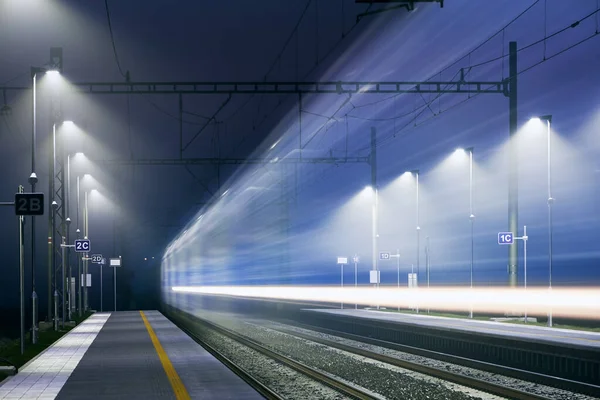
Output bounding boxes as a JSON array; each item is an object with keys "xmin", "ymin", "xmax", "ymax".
[{"xmin": 530, "ymin": 115, "xmax": 552, "ymax": 124}]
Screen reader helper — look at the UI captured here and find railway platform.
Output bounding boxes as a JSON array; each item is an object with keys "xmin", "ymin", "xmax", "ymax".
[
  {"xmin": 308, "ymin": 308, "xmax": 600, "ymax": 349},
  {"xmin": 0, "ymin": 311, "xmax": 262, "ymax": 399}
]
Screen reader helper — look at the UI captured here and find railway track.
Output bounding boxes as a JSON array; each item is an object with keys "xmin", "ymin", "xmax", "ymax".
[
  {"xmin": 280, "ymin": 319, "xmax": 600, "ymax": 398},
  {"xmin": 264, "ymin": 323, "xmax": 551, "ymax": 400},
  {"xmin": 171, "ymin": 312, "xmax": 381, "ymax": 400},
  {"xmin": 174, "ymin": 317, "xmax": 284, "ymax": 400}
]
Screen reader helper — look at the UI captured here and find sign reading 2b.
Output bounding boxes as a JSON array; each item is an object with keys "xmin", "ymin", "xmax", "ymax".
[
  {"xmin": 15, "ymin": 193, "xmax": 44, "ymax": 216},
  {"xmin": 74, "ymin": 239, "xmax": 91, "ymax": 253}
]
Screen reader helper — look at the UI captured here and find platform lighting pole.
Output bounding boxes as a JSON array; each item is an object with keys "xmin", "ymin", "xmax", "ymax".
[
  {"xmin": 52, "ymin": 200, "xmax": 58, "ymax": 331},
  {"xmin": 30, "ymin": 67, "xmax": 41, "ymax": 344},
  {"xmin": 425, "ymin": 236, "xmax": 430, "ymax": 288},
  {"xmin": 535, "ymin": 115, "xmax": 554, "ymax": 327},
  {"xmin": 76, "ymin": 174, "xmax": 82, "ymax": 317},
  {"xmin": 467, "ymin": 147, "xmax": 475, "ymax": 319},
  {"xmin": 370, "ymin": 128, "xmax": 379, "ymax": 294},
  {"xmin": 66, "ymin": 153, "xmax": 72, "ymax": 321},
  {"xmin": 16, "ymin": 185, "xmax": 26, "ymax": 354},
  {"xmin": 84, "ymin": 190, "xmax": 88, "ymax": 311},
  {"xmin": 412, "ymin": 170, "xmax": 420, "ymax": 314},
  {"xmin": 425, "ymin": 236, "xmax": 430, "ymax": 314}
]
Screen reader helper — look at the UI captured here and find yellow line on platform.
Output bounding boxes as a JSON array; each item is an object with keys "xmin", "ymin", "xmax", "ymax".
[{"xmin": 140, "ymin": 311, "xmax": 191, "ymax": 400}]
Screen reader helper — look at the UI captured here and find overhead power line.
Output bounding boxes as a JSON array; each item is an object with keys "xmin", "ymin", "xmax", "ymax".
[{"xmin": 104, "ymin": 0, "xmax": 127, "ymax": 79}]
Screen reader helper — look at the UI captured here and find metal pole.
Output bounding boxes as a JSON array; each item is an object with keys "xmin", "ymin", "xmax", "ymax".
[
  {"xmin": 66, "ymin": 155, "xmax": 71, "ymax": 321},
  {"xmin": 415, "ymin": 172, "xmax": 420, "ymax": 283},
  {"xmin": 354, "ymin": 256, "xmax": 357, "ymax": 310},
  {"xmin": 341, "ymin": 264, "xmax": 343, "ymax": 309},
  {"xmin": 507, "ymin": 41, "xmax": 519, "ymax": 288},
  {"xmin": 114, "ymin": 265, "xmax": 117, "ymax": 311},
  {"xmin": 84, "ymin": 191, "xmax": 88, "ymax": 311},
  {"xmin": 47, "ymin": 125, "xmax": 55, "ymax": 323},
  {"xmin": 61, "ymin": 237, "xmax": 65, "ymax": 328},
  {"xmin": 30, "ymin": 72, "xmax": 38, "ymax": 344},
  {"xmin": 18, "ymin": 185, "xmax": 25, "ymax": 354},
  {"xmin": 426, "ymin": 236, "xmax": 430, "ymax": 314},
  {"xmin": 77, "ymin": 176, "xmax": 81, "ymax": 316},
  {"xmin": 415, "ymin": 172, "xmax": 420, "ymax": 314},
  {"xmin": 370, "ymin": 128, "xmax": 378, "ymax": 289},
  {"xmin": 100, "ymin": 263, "xmax": 103, "ymax": 312},
  {"xmin": 547, "ymin": 119, "xmax": 554, "ymax": 327},
  {"xmin": 524, "ymin": 225, "xmax": 528, "ymax": 323},
  {"xmin": 426, "ymin": 236, "xmax": 430, "ymax": 288},
  {"xmin": 397, "ymin": 249, "xmax": 400, "ymax": 311},
  {"xmin": 469, "ymin": 149, "xmax": 474, "ymax": 319}
]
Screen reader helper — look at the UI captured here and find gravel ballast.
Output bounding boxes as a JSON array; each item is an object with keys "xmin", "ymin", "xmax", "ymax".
[
  {"xmin": 260, "ymin": 319, "xmax": 598, "ymax": 400},
  {"xmin": 194, "ymin": 310, "xmax": 503, "ymax": 400},
  {"xmin": 191, "ymin": 320, "xmax": 348, "ymax": 400}
]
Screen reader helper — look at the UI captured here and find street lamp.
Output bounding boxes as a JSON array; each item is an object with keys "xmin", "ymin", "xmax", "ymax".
[
  {"xmin": 454, "ymin": 147, "xmax": 475, "ymax": 318},
  {"xmin": 406, "ymin": 170, "xmax": 420, "ymax": 286},
  {"xmin": 31, "ymin": 66, "xmax": 60, "ymax": 344},
  {"xmin": 530, "ymin": 114, "xmax": 554, "ymax": 327}
]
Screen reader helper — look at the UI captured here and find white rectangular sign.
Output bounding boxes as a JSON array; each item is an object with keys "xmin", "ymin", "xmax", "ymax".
[
  {"xmin": 80, "ymin": 273, "xmax": 92, "ymax": 288},
  {"xmin": 110, "ymin": 258, "xmax": 122, "ymax": 267},
  {"xmin": 408, "ymin": 273, "xmax": 418, "ymax": 288},
  {"xmin": 369, "ymin": 270, "xmax": 380, "ymax": 284},
  {"xmin": 337, "ymin": 257, "xmax": 348, "ymax": 265}
]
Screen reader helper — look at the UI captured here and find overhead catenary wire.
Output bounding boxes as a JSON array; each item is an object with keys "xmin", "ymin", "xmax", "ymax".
[
  {"xmin": 293, "ymin": 21, "xmax": 600, "ymax": 195},
  {"xmin": 104, "ymin": 0, "xmax": 127, "ymax": 79},
  {"xmin": 228, "ymin": 1, "xmax": 374, "ymax": 155}
]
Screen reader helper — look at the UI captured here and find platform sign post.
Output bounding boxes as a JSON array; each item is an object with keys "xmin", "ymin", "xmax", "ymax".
[
  {"xmin": 352, "ymin": 255, "xmax": 359, "ymax": 309},
  {"xmin": 100, "ymin": 258, "xmax": 105, "ymax": 312},
  {"xmin": 337, "ymin": 257, "xmax": 348, "ymax": 309},
  {"xmin": 499, "ymin": 227, "xmax": 529, "ymax": 321},
  {"xmin": 110, "ymin": 257, "xmax": 122, "ymax": 311}
]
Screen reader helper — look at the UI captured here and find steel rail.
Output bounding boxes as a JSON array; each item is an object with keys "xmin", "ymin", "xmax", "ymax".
[
  {"xmin": 278, "ymin": 320, "xmax": 600, "ymax": 398},
  {"xmin": 170, "ymin": 311, "xmax": 380, "ymax": 400}
]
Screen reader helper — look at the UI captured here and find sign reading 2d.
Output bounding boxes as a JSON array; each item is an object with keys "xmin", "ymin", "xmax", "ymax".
[
  {"xmin": 497, "ymin": 232, "xmax": 514, "ymax": 245},
  {"xmin": 15, "ymin": 193, "xmax": 44, "ymax": 216},
  {"xmin": 74, "ymin": 239, "xmax": 91, "ymax": 253}
]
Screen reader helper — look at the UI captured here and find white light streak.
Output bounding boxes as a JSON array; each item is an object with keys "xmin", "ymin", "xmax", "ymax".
[{"xmin": 171, "ymin": 286, "xmax": 600, "ymax": 320}]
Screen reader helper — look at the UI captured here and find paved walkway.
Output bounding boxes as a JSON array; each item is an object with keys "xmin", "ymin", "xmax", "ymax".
[{"xmin": 0, "ymin": 313, "xmax": 110, "ymax": 399}]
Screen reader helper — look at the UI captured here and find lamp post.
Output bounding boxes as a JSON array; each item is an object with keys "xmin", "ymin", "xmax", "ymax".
[
  {"xmin": 31, "ymin": 66, "xmax": 60, "ymax": 343},
  {"xmin": 84, "ymin": 190, "xmax": 89, "ymax": 311},
  {"xmin": 76, "ymin": 175, "xmax": 82, "ymax": 317},
  {"xmin": 414, "ymin": 170, "xmax": 420, "ymax": 285},
  {"xmin": 30, "ymin": 67, "xmax": 42, "ymax": 344},
  {"xmin": 531, "ymin": 115, "xmax": 554, "ymax": 327},
  {"xmin": 467, "ymin": 147, "xmax": 475, "ymax": 318}
]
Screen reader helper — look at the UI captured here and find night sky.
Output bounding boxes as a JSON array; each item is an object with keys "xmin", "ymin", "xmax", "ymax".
[{"xmin": 1, "ymin": 1, "xmax": 599, "ymax": 324}]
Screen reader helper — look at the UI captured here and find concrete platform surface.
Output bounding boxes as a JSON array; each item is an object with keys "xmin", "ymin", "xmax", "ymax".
[
  {"xmin": 307, "ymin": 308, "xmax": 600, "ymax": 349},
  {"xmin": 1, "ymin": 311, "xmax": 263, "ymax": 399}
]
